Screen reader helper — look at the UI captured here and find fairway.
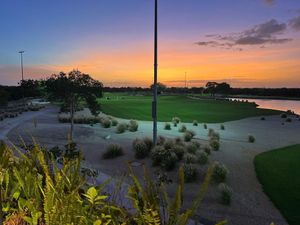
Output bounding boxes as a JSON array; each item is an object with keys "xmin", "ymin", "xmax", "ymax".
[
  {"xmin": 254, "ymin": 145, "xmax": 300, "ymax": 225},
  {"xmin": 100, "ymin": 93, "xmax": 280, "ymax": 123}
]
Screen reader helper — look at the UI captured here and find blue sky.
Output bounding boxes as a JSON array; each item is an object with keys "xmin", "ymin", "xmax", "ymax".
[{"xmin": 1, "ymin": 0, "xmax": 300, "ymax": 87}]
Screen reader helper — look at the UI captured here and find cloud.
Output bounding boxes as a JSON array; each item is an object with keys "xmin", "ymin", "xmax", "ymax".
[
  {"xmin": 264, "ymin": 0, "xmax": 275, "ymax": 6},
  {"xmin": 289, "ymin": 15, "xmax": 300, "ymax": 31},
  {"xmin": 195, "ymin": 19, "xmax": 292, "ymax": 50}
]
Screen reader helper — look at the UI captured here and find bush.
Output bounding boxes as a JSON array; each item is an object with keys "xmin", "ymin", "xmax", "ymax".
[
  {"xmin": 286, "ymin": 118, "xmax": 292, "ymax": 123},
  {"xmin": 116, "ymin": 123, "xmax": 127, "ymax": 133},
  {"xmin": 186, "ymin": 143, "xmax": 198, "ymax": 154},
  {"xmin": 102, "ymin": 144, "xmax": 123, "ymax": 159},
  {"xmin": 281, "ymin": 113, "xmax": 287, "ymax": 118},
  {"xmin": 183, "ymin": 132, "xmax": 193, "ymax": 142},
  {"xmin": 161, "ymin": 152, "xmax": 178, "ymax": 171},
  {"xmin": 111, "ymin": 118, "xmax": 118, "ymax": 126},
  {"xmin": 128, "ymin": 120, "xmax": 138, "ymax": 132},
  {"xmin": 183, "ymin": 164, "xmax": 198, "ymax": 182},
  {"xmin": 196, "ymin": 150, "xmax": 208, "ymax": 165},
  {"xmin": 151, "ymin": 146, "xmax": 168, "ymax": 166},
  {"xmin": 203, "ymin": 145, "xmax": 211, "ymax": 155},
  {"xmin": 157, "ymin": 136, "xmax": 166, "ymax": 145},
  {"xmin": 172, "ymin": 145, "xmax": 185, "ymax": 160},
  {"xmin": 208, "ymin": 129, "xmax": 220, "ymax": 141},
  {"xmin": 183, "ymin": 153, "xmax": 197, "ymax": 164},
  {"xmin": 203, "ymin": 124, "xmax": 208, "ymax": 129},
  {"xmin": 186, "ymin": 130, "xmax": 196, "ymax": 138},
  {"xmin": 193, "ymin": 120, "xmax": 198, "ymax": 126},
  {"xmin": 260, "ymin": 117, "xmax": 266, "ymax": 121},
  {"xmin": 248, "ymin": 135, "xmax": 255, "ymax": 143},
  {"xmin": 143, "ymin": 137, "xmax": 153, "ymax": 151},
  {"xmin": 218, "ymin": 183, "xmax": 232, "ymax": 205},
  {"xmin": 102, "ymin": 118, "xmax": 112, "ymax": 128},
  {"xmin": 174, "ymin": 137, "xmax": 184, "ymax": 146},
  {"xmin": 179, "ymin": 125, "xmax": 187, "ymax": 133},
  {"xmin": 164, "ymin": 139, "xmax": 175, "ymax": 150},
  {"xmin": 164, "ymin": 123, "xmax": 172, "ymax": 130},
  {"xmin": 208, "ymin": 128, "xmax": 214, "ymax": 137},
  {"xmin": 172, "ymin": 117, "xmax": 181, "ymax": 126},
  {"xmin": 133, "ymin": 139, "xmax": 149, "ymax": 159},
  {"xmin": 191, "ymin": 140, "xmax": 201, "ymax": 149},
  {"xmin": 220, "ymin": 124, "xmax": 225, "ymax": 130},
  {"xmin": 210, "ymin": 139, "xmax": 220, "ymax": 151},
  {"xmin": 212, "ymin": 162, "xmax": 228, "ymax": 183}
]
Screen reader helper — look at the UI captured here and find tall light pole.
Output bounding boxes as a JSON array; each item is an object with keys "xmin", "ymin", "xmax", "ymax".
[
  {"xmin": 152, "ymin": 0, "xmax": 158, "ymax": 145},
  {"xmin": 19, "ymin": 50, "xmax": 25, "ymax": 104}
]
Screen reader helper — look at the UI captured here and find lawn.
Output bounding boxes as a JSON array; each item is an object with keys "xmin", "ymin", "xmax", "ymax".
[
  {"xmin": 100, "ymin": 93, "xmax": 280, "ymax": 123},
  {"xmin": 254, "ymin": 145, "xmax": 300, "ymax": 225}
]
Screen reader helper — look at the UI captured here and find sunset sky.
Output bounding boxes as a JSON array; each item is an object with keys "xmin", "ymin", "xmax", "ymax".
[{"xmin": 0, "ymin": 0, "xmax": 300, "ymax": 87}]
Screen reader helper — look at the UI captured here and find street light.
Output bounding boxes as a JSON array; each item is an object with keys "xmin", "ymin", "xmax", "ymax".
[
  {"xmin": 18, "ymin": 50, "xmax": 25, "ymax": 105},
  {"xmin": 152, "ymin": 0, "xmax": 158, "ymax": 145}
]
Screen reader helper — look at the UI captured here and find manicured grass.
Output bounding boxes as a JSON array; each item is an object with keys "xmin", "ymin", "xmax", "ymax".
[
  {"xmin": 254, "ymin": 145, "xmax": 300, "ymax": 225},
  {"xmin": 100, "ymin": 93, "xmax": 279, "ymax": 123}
]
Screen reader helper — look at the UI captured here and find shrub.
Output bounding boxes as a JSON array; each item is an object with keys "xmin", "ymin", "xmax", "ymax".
[
  {"xmin": 218, "ymin": 183, "xmax": 232, "ymax": 205},
  {"xmin": 286, "ymin": 118, "xmax": 292, "ymax": 123},
  {"xmin": 186, "ymin": 130, "xmax": 196, "ymax": 138},
  {"xmin": 191, "ymin": 140, "xmax": 201, "ymax": 149},
  {"xmin": 143, "ymin": 137, "xmax": 153, "ymax": 151},
  {"xmin": 260, "ymin": 117, "xmax": 265, "ymax": 121},
  {"xmin": 116, "ymin": 123, "xmax": 127, "ymax": 133},
  {"xmin": 111, "ymin": 118, "xmax": 118, "ymax": 126},
  {"xmin": 174, "ymin": 137, "xmax": 184, "ymax": 146},
  {"xmin": 102, "ymin": 118, "xmax": 112, "ymax": 128},
  {"xmin": 128, "ymin": 120, "xmax": 139, "ymax": 132},
  {"xmin": 179, "ymin": 125, "xmax": 187, "ymax": 133},
  {"xmin": 196, "ymin": 150, "xmax": 208, "ymax": 165},
  {"xmin": 203, "ymin": 145, "xmax": 211, "ymax": 155},
  {"xmin": 172, "ymin": 117, "xmax": 181, "ymax": 126},
  {"xmin": 172, "ymin": 145, "xmax": 185, "ymax": 160},
  {"xmin": 193, "ymin": 120, "xmax": 198, "ymax": 126},
  {"xmin": 203, "ymin": 124, "xmax": 208, "ymax": 129},
  {"xmin": 208, "ymin": 128, "xmax": 214, "ymax": 137},
  {"xmin": 183, "ymin": 153, "xmax": 197, "ymax": 164},
  {"xmin": 183, "ymin": 164, "xmax": 198, "ymax": 182},
  {"xmin": 164, "ymin": 139, "xmax": 175, "ymax": 150},
  {"xmin": 161, "ymin": 152, "xmax": 178, "ymax": 171},
  {"xmin": 281, "ymin": 113, "xmax": 287, "ymax": 118},
  {"xmin": 248, "ymin": 135, "xmax": 255, "ymax": 143},
  {"xmin": 183, "ymin": 132, "xmax": 193, "ymax": 142},
  {"xmin": 157, "ymin": 136, "xmax": 166, "ymax": 145},
  {"xmin": 151, "ymin": 146, "xmax": 168, "ymax": 166},
  {"xmin": 212, "ymin": 162, "xmax": 228, "ymax": 183},
  {"xmin": 186, "ymin": 143, "xmax": 198, "ymax": 154},
  {"xmin": 164, "ymin": 123, "xmax": 172, "ymax": 130},
  {"xmin": 102, "ymin": 144, "xmax": 123, "ymax": 159},
  {"xmin": 220, "ymin": 124, "xmax": 225, "ymax": 130},
  {"xmin": 133, "ymin": 139, "xmax": 149, "ymax": 159},
  {"xmin": 210, "ymin": 139, "xmax": 220, "ymax": 151}
]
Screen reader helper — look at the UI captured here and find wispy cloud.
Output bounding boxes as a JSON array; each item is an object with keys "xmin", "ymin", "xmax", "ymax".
[
  {"xmin": 289, "ymin": 15, "xmax": 300, "ymax": 31},
  {"xmin": 196, "ymin": 19, "xmax": 292, "ymax": 50}
]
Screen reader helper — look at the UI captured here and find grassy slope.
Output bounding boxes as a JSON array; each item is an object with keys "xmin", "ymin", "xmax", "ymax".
[
  {"xmin": 254, "ymin": 145, "xmax": 300, "ymax": 225},
  {"xmin": 100, "ymin": 93, "xmax": 279, "ymax": 123}
]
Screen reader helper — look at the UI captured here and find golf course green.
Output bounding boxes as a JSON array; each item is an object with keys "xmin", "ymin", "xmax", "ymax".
[
  {"xmin": 100, "ymin": 93, "xmax": 280, "ymax": 123},
  {"xmin": 255, "ymin": 145, "xmax": 300, "ymax": 225}
]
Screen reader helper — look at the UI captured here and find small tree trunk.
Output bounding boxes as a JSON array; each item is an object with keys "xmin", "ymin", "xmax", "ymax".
[{"xmin": 70, "ymin": 98, "xmax": 74, "ymax": 141}]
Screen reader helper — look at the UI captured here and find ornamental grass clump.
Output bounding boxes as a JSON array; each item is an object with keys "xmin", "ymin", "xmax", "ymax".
[
  {"xmin": 218, "ymin": 183, "xmax": 233, "ymax": 205},
  {"xmin": 248, "ymin": 135, "xmax": 255, "ymax": 143},
  {"xmin": 102, "ymin": 143, "xmax": 123, "ymax": 159},
  {"xmin": 209, "ymin": 139, "xmax": 220, "ymax": 151},
  {"xmin": 172, "ymin": 145, "xmax": 185, "ymax": 160},
  {"xmin": 101, "ymin": 117, "xmax": 112, "ymax": 128},
  {"xmin": 286, "ymin": 118, "xmax": 292, "ymax": 123},
  {"xmin": 116, "ymin": 123, "xmax": 127, "ymax": 133},
  {"xmin": 161, "ymin": 152, "xmax": 178, "ymax": 171},
  {"xmin": 183, "ymin": 163, "xmax": 198, "ymax": 182},
  {"xmin": 183, "ymin": 132, "xmax": 193, "ymax": 142},
  {"xmin": 151, "ymin": 146, "xmax": 178, "ymax": 171},
  {"xmin": 193, "ymin": 120, "xmax": 198, "ymax": 126},
  {"xmin": 179, "ymin": 125, "xmax": 187, "ymax": 133},
  {"xmin": 128, "ymin": 120, "xmax": 139, "ymax": 132},
  {"xmin": 111, "ymin": 118, "xmax": 118, "ymax": 126},
  {"xmin": 163, "ymin": 139, "xmax": 175, "ymax": 150},
  {"xmin": 172, "ymin": 117, "xmax": 181, "ymax": 127},
  {"xmin": 196, "ymin": 150, "xmax": 208, "ymax": 165},
  {"xmin": 203, "ymin": 145, "xmax": 212, "ymax": 155},
  {"xmin": 186, "ymin": 142, "xmax": 199, "ymax": 154},
  {"xmin": 142, "ymin": 137, "xmax": 153, "ymax": 151},
  {"xmin": 281, "ymin": 113, "xmax": 287, "ymax": 118},
  {"xmin": 220, "ymin": 124, "xmax": 225, "ymax": 130},
  {"xmin": 203, "ymin": 124, "xmax": 208, "ymax": 129},
  {"xmin": 183, "ymin": 153, "xmax": 198, "ymax": 164},
  {"xmin": 212, "ymin": 162, "xmax": 228, "ymax": 183},
  {"xmin": 164, "ymin": 123, "xmax": 172, "ymax": 130},
  {"xmin": 157, "ymin": 135, "xmax": 166, "ymax": 145},
  {"xmin": 132, "ymin": 139, "xmax": 149, "ymax": 159}
]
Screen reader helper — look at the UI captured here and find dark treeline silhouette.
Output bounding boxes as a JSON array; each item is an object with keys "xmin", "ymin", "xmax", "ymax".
[{"xmin": 230, "ymin": 88, "xmax": 300, "ymax": 98}]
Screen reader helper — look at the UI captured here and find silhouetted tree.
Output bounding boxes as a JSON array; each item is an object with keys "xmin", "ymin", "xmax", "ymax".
[
  {"xmin": 45, "ymin": 70, "xmax": 103, "ymax": 140},
  {"xmin": 150, "ymin": 82, "xmax": 167, "ymax": 94}
]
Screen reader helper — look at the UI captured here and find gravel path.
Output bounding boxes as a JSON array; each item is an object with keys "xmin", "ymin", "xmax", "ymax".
[{"xmin": 3, "ymin": 105, "xmax": 300, "ymax": 225}]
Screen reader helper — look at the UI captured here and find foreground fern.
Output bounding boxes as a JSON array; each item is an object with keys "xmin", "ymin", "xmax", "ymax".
[{"xmin": 0, "ymin": 141, "xmax": 231, "ymax": 225}]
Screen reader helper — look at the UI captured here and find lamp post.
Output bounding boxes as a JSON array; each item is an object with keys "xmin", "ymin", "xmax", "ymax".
[
  {"xmin": 152, "ymin": 0, "xmax": 158, "ymax": 145},
  {"xmin": 18, "ymin": 50, "xmax": 25, "ymax": 105}
]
